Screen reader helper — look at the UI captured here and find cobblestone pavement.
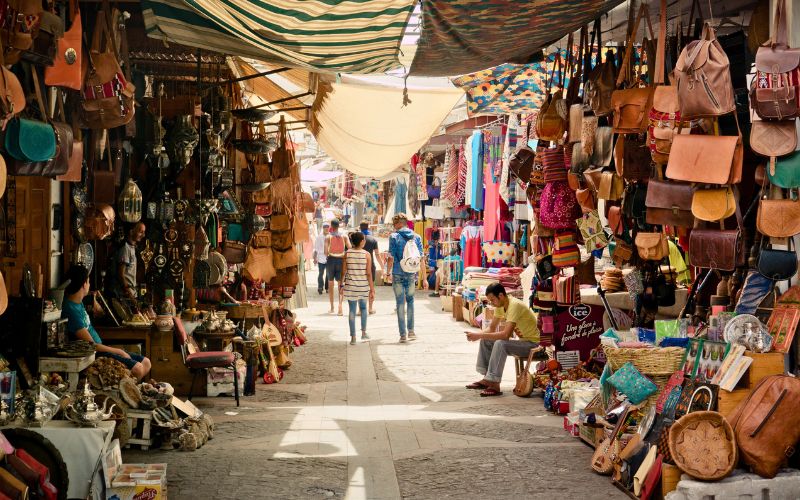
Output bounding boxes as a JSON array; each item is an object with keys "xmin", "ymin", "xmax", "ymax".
[{"xmin": 125, "ymin": 248, "xmax": 623, "ymax": 499}]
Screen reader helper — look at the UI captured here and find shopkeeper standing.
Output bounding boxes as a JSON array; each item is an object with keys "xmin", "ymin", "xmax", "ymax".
[
  {"xmin": 63, "ymin": 265, "xmax": 152, "ymax": 380},
  {"xmin": 108, "ymin": 222, "xmax": 146, "ymax": 300},
  {"xmin": 465, "ymin": 282, "xmax": 539, "ymax": 397}
]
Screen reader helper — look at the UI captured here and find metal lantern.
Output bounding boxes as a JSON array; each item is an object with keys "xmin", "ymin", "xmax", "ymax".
[{"xmin": 119, "ymin": 178, "xmax": 143, "ymax": 223}]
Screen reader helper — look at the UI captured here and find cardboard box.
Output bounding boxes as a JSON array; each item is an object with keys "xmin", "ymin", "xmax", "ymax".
[
  {"xmin": 739, "ymin": 351, "xmax": 785, "ymax": 389},
  {"xmin": 717, "ymin": 388, "xmax": 750, "ymax": 417},
  {"xmin": 104, "ymin": 440, "xmax": 167, "ymax": 500}
]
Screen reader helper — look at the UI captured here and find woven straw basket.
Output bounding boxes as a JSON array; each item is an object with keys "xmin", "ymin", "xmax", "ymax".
[{"xmin": 668, "ymin": 411, "xmax": 737, "ymax": 481}]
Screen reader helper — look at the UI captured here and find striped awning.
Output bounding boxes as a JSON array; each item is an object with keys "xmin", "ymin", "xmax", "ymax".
[
  {"xmin": 410, "ymin": 0, "xmax": 625, "ymax": 76},
  {"xmin": 142, "ymin": 0, "xmax": 415, "ymax": 74}
]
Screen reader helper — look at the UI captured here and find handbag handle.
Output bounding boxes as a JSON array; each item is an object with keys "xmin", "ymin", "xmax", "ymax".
[
  {"xmin": 616, "ymin": 3, "xmax": 655, "ymax": 88},
  {"xmin": 29, "ymin": 68, "xmax": 49, "ymax": 123},
  {"xmin": 769, "ymin": 0, "xmax": 789, "ymax": 48},
  {"xmin": 688, "ymin": 385, "xmax": 714, "ymax": 412},
  {"xmin": 653, "ymin": 0, "xmax": 667, "ymax": 85}
]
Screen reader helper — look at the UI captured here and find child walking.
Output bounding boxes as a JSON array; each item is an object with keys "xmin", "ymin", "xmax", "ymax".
[{"xmin": 341, "ymin": 232, "xmax": 375, "ymax": 344}]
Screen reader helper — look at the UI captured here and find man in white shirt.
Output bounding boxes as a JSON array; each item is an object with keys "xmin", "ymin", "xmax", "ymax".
[{"xmin": 313, "ymin": 222, "xmax": 330, "ymax": 295}]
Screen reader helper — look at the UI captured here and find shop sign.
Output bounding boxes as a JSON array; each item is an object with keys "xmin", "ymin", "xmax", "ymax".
[{"xmin": 554, "ymin": 304, "xmax": 604, "ymax": 361}]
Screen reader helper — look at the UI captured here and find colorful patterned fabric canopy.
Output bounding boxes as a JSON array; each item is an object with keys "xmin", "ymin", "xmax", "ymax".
[
  {"xmin": 410, "ymin": 0, "xmax": 625, "ymax": 76},
  {"xmin": 142, "ymin": 0, "xmax": 415, "ymax": 74}
]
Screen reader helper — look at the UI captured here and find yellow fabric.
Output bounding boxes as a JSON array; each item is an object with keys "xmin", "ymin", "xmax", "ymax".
[
  {"xmin": 668, "ymin": 240, "xmax": 691, "ymax": 285},
  {"xmin": 495, "ymin": 296, "xmax": 540, "ymax": 343}
]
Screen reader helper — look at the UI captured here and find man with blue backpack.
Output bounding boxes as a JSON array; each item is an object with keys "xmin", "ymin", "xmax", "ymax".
[{"xmin": 389, "ymin": 213, "xmax": 423, "ymax": 343}]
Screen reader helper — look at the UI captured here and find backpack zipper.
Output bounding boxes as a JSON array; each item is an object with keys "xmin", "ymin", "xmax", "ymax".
[
  {"xmin": 750, "ymin": 388, "xmax": 787, "ymax": 438},
  {"xmin": 701, "ymin": 73, "xmax": 721, "ymax": 110}
]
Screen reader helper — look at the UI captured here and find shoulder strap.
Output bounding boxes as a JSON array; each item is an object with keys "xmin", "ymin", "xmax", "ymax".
[
  {"xmin": 616, "ymin": 3, "xmax": 655, "ymax": 88},
  {"xmin": 654, "ymin": 0, "xmax": 667, "ymax": 85},
  {"xmin": 30, "ymin": 68, "xmax": 48, "ymax": 122},
  {"xmin": 771, "ymin": 0, "xmax": 789, "ymax": 47}
]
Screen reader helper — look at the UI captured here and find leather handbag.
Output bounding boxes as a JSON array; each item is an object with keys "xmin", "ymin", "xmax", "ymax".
[
  {"xmin": 45, "ymin": 0, "xmax": 81, "ymax": 89},
  {"xmin": 615, "ymin": 134, "xmax": 653, "ymax": 180},
  {"xmin": 750, "ymin": 120, "xmax": 797, "ymax": 159},
  {"xmin": 635, "ymin": 232, "xmax": 669, "ymax": 261},
  {"xmin": 243, "ymin": 247, "xmax": 276, "ymax": 282},
  {"xmin": 293, "ymin": 213, "xmax": 310, "ymax": 243},
  {"xmin": 251, "ymin": 188, "xmax": 270, "ymax": 204},
  {"xmin": 509, "ymin": 146, "xmax": 535, "ymax": 181},
  {"xmin": 513, "ymin": 348, "xmax": 537, "ymax": 397},
  {"xmin": 298, "ymin": 192, "xmax": 314, "ymax": 213},
  {"xmin": 689, "ymin": 203, "xmax": 745, "ymax": 271},
  {"xmin": 22, "ymin": 10, "xmax": 61, "ymax": 66},
  {"xmin": 675, "ymin": 23, "xmax": 736, "ymax": 118},
  {"xmin": 583, "ymin": 166, "xmax": 604, "ymax": 191},
  {"xmin": 271, "ymin": 117, "xmax": 295, "ymax": 180},
  {"xmin": 273, "ymin": 247, "xmax": 298, "ymax": 270},
  {"xmin": 536, "ymin": 52, "xmax": 566, "ymax": 142},
  {"xmin": 751, "ymin": 0, "xmax": 800, "ymax": 121},
  {"xmin": 570, "ymin": 142, "xmax": 590, "ymax": 173},
  {"xmin": 576, "ymin": 187, "xmax": 597, "ymax": 212},
  {"xmin": 692, "ymin": 187, "xmax": 736, "ymax": 222},
  {"xmin": 271, "ymin": 230, "xmax": 293, "ymax": 251},
  {"xmin": 0, "ymin": 40, "xmax": 25, "ymax": 130},
  {"xmin": 611, "ymin": 6, "xmax": 656, "ymax": 133},
  {"xmin": 757, "ymin": 240, "xmax": 798, "ymax": 281},
  {"xmin": 645, "ymin": 180, "xmax": 695, "ymax": 227},
  {"xmin": 768, "ymin": 150, "xmax": 800, "ymax": 188},
  {"xmin": 598, "ymin": 171, "xmax": 624, "ymax": 201},
  {"xmin": 649, "ymin": 86, "xmax": 684, "ymax": 164},
  {"xmin": 729, "ymin": 375, "xmax": 800, "ymax": 479},
  {"xmin": 81, "ymin": 7, "xmax": 135, "ymax": 129},
  {"xmin": 757, "ymin": 196, "xmax": 800, "ymax": 238},
  {"xmin": 270, "ymin": 266, "xmax": 299, "ymax": 287},
  {"xmin": 222, "ymin": 240, "xmax": 247, "ymax": 264},
  {"xmin": 1, "ymin": 0, "xmax": 40, "ymax": 65},
  {"xmin": 270, "ymin": 214, "xmax": 291, "ymax": 231},
  {"xmin": 586, "ymin": 48, "xmax": 618, "ymax": 117},
  {"xmin": 251, "ymin": 230, "xmax": 271, "ymax": 248},
  {"xmin": 269, "ymin": 177, "xmax": 296, "ymax": 214},
  {"xmin": 591, "ymin": 127, "xmax": 614, "ymax": 167},
  {"xmin": 665, "ymin": 123, "xmax": 743, "ymax": 185},
  {"xmin": 607, "ymin": 205, "xmax": 624, "ymax": 236}
]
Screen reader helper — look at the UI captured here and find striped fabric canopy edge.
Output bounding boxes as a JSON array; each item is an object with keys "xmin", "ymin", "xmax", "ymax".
[{"xmin": 142, "ymin": 0, "xmax": 415, "ymax": 74}]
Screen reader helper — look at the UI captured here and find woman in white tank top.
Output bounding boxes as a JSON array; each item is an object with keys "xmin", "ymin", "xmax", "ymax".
[{"xmin": 341, "ymin": 232, "xmax": 375, "ymax": 344}]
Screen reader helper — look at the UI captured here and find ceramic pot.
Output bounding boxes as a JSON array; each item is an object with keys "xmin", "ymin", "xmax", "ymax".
[{"xmin": 155, "ymin": 315, "xmax": 174, "ymax": 333}]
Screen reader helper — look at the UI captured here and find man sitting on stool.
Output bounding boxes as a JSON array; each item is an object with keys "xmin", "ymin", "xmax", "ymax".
[{"xmin": 465, "ymin": 282, "xmax": 539, "ymax": 397}]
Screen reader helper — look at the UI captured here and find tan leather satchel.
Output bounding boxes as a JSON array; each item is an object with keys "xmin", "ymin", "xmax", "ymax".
[
  {"xmin": 750, "ymin": 119, "xmax": 797, "ymax": 158},
  {"xmin": 729, "ymin": 375, "xmax": 800, "ymax": 479},
  {"xmin": 675, "ymin": 23, "xmax": 736, "ymax": 118},
  {"xmin": 598, "ymin": 171, "xmax": 624, "ymax": 201},
  {"xmin": 243, "ymin": 247, "xmax": 276, "ymax": 282},
  {"xmin": 665, "ymin": 118, "xmax": 743, "ymax": 185},
  {"xmin": 271, "ymin": 230, "xmax": 294, "ymax": 251},
  {"xmin": 635, "ymin": 232, "xmax": 669, "ymax": 261},
  {"xmin": 270, "ymin": 213, "xmax": 291, "ymax": 231},
  {"xmin": 586, "ymin": 49, "xmax": 618, "ymax": 117},
  {"xmin": 251, "ymin": 230, "xmax": 271, "ymax": 248},
  {"xmin": 273, "ymin": 247, "xmax": 299, "ymax": 270},
  {"xmin": 692, "ymin": 187, "xmax": 736, "ymax": 222},
  {"xmin": 536, "ymin": 52, "xmax": 566, "ymax": 142},
  {"xmin": 645, "ymin": 180, "xmax": 695, "ymax": 227},
  {"xmin": 293, "ymin": 213, "xmax": 309, "ymax": 243},
  {"xmin": 45, "ymin": 0, "xmax": 82, "ymax": 90},
  {"xmin": 757, "ymin": 197, "xmax": 800, "ymax": 238}
]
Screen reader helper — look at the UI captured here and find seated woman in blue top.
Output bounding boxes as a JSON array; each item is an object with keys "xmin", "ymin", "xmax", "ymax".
[{"xmin": 61, "ymin": 265, "xmax": 152, "ymax": 380}]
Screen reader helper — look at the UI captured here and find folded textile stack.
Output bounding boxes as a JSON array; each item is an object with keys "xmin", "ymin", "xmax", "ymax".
[{"xmin": 461, "ymin": 267, "xmax": 524, "ymax": 290}]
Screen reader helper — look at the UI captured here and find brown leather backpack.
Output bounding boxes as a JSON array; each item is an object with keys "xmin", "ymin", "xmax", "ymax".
[
  {"xmin": 611, "ymin": 4, "xmax": 656, "ymax": 134},
  {"xmin": 675, "ymin": 23, "xmax": 736, "ymax": 118},
  {"xmin": 536, "ymin": 52, "xmax": 566, "ymax": 141},
  {"xmin": 585, "ymin": 17, "xmax": 617, "ymax": 117},
  {"xmin": 730, "ymin": 375, "xmax": 800, "ymax": 479}
]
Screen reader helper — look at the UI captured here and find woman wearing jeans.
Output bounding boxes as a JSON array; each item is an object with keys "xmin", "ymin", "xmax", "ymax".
[{"xmin": 341, "ymin": 232, "xmax": 375, "ymax": 344}]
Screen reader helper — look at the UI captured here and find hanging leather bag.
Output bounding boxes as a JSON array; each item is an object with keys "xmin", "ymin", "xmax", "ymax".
[
  {"xmin": 598, "ymin": 171, "xmax": 624, "ymax": 201},
  {"xmin": 271, "ymin": 116, "xmax": 295, "ymax": 180},
  {"xmin": 611, "ymin": 4, "xmax": 656, "ymax": 134},
  {"xmin": 750, "ymin": 119, "xmax": 797, "ymax": 159},
  {"xmin": 767, "ymin": 150, "xmax": 800, "ymax": 188},
  {"xmin": 614, "ymin": 134, "xmax": 653, "ymax": 180},
  {"xmin": 81, "ymin": 5, "xmax": 135, "ymax": 129},
  {"xmin": 243, "ymin": 246, "xmax": 276, "ymax": 283},
  {"xmin": 591, "ymin": 127, "xmax": 614, "ymax": 167},
  {"xmin": 665, "ymin": 115, "xmax": 743, "ymax": 185},
  {"xmin": 729, "ymin": 375, "xmax": 800, "ymax": 479},
  {"xmin": 273, "ymin": 247, "xmax": 299, "ymax": 270},
  {"xmin": 645, "ymin": 180, "xmax": 695, "ymax": 227},
  {"xmin": 688, "ymin": 192, "xmax": 745, "ymax": 271},
  {"xmin": 635, "ymin": 232, "xmax": 669, "ymax": 261},
  {"xmin": 536, "ymin": 52, "xmax": 567, "ymax": 141},
  {"xmin": 509, "ymin": 146, "xmax": 535, "ymax": 181},
  {"xmin": 222, "ymin": 240, "xmax": 247, "ymax": 264},
  {"xmin": 757, "ymin": 238, "xmax": 798, "ymax": 281},
  {"xmin": 45, "ymin": 0, "xmax": 81, "ymax": 89},
  {"xmin": 750, "ymin": 0, "xmax": 800, "ymax": 121},
  {"xmin": 585, "ymin": 18, "xmax": 617, "ymax": 117},
  {"xmin": 756, "ymin": 191, "xmax": 800, "ymax": 238},
  {"xmin": 251, "ymin": 230, "xmax": 271, "ymax": 248},
  {"xmin": 691, "ymin": 187, "xmax": 736, "ymax": 222},
  {"xmin": 6, "ymin": 69, "xmax": 59, "ymax": 176},
  {"xmin": 675, "ymin": 23, "xmax": 736, "ymax": 118},
  {"xmin": 293, "ymin": 213, "xmax": 310, "ymax": 243},
  {"xmin": 2, "ymin": 0, "xmax": 40, "ymax": 65},
  {"xmin": 21, "ymin": 9, "xmax": 61, "ymax": 66}
]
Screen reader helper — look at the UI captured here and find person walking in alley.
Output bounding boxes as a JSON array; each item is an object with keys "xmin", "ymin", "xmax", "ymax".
[
  {"xmin": 465, "ymin": 282, "xmax": 540, "ymax": 397},
  {"xmin": 359, "ymin": 222, "xmax": 379, "ymax": 314},
  {"xmin": 325, "ymin": 219, "xmax": 350, "ymax": 315},
  {"xmin": 313, "ymin": 222, "xmax": 330, "ymax": 295},
  {"xmin": 341, "ymin": 231, "xmax": 375, "ymax": 344},
  {"xmin": 389, "ymin": 213, "xmax": 423, "ymax": 343}
]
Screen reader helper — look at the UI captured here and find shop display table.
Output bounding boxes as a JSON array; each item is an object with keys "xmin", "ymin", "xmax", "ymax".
[
  {"xmin": 2, "ymin": 420, "xmax": 115, "ymax": 500},
  {"xmin": 95, "ymin": 325, "xmax": 154, "ymax": 357},
  {"xmin": 39, "ymin": 353, "xmax": 95, "ymax": 391},
  {"xmin": 580, "ymin": 287, "xmax": 689, "ymax": 318}
]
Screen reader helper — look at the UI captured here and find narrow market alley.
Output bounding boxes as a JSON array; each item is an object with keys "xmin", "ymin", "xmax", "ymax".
[{"xmin": 126, "ymin": 267, "xmax": 623, "ymax": 499}]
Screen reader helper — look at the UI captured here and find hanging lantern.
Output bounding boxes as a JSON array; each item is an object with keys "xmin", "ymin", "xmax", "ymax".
[{"xmin": 119, "ymin": 178, "xmax": 143, "ymax": 223}]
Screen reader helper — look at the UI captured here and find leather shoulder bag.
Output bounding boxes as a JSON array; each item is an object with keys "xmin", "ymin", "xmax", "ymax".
[
  {"xmin": 750, "ymin": 119, "xmax": 797, "ymax": 159},
  {"xmin": 756, "ymin": 188, "xmax": 800, "ymax": 238},
  {"xmin": 45, "ymin": 0, "xmax": 82, "ymax": 90},
  {"xmin": 611, "ymin": 4, "xmax": 656, "ymax": 134},
  {"xmin": 750, "ymin": 0, "xmax": 800, "ymax": 121},
  {"xmin": 7, "ymin": 69, "xmax": 58, "ymax": 175},
  {"xmin": 691, "ymin": 186, "xmax": 736, "ymax": 222},
  {"xmin": 757, "ymin": 237, "xmax": 798, "ymax": 281},
  {"xmin": 768, "ymin": 149, "xmax": 800, "ymax": 188},
  {"xmin": 635, "ymin": 232, "xmax": 669, "ymax": 261},
  {"xmin": 536, "ymin": 51, "xmax": 567, "ymax": 142},
  {"xmin": 665, "ymin": 114, "xmax": 743, "ymax": 185},
  {"xmin": 688, "ymin": 189, "xmax": 745, "ymax": 271},
  {"xmin": 586, "ymin": 40, "xmax": 618, "ymax": 118},
  {"xmin": 675, "ymin": 23, "xmax": 736, "ymax": 118},
  {"xmin": 645, "ymin": 179, "xmax": 695, "ymax": 227},
  {"xmin": 614, "ymin": 133, "xmax": 653, "ymax": 181}
]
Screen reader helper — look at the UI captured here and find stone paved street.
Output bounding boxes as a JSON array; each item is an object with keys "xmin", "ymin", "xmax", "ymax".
[{"xmin": 125, "ymin": 260, "xmax": 624, "ymax": 499}]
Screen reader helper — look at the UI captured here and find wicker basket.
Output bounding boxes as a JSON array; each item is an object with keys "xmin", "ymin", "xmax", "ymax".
[
  {"xmin": 605, "ymin": 347, "xmax": 685, "ymax": 375},
  {"xmin": 668, "ymin": 411, "xmax": 737, "ymax": 481}
]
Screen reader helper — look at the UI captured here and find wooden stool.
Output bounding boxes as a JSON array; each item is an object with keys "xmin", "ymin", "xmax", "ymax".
[
  {"xmin": 126, "ymin": 409, "xmax": 155, "ymax": 450},
  {"xmin": 514, "ymin": 346, "xmax": 546, "ymax": 378}
]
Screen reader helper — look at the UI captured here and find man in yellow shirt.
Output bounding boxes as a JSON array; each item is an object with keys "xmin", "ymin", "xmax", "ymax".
[{"xmin": 465, "ymin": 282, "xmax": 539, "ymax": 396}]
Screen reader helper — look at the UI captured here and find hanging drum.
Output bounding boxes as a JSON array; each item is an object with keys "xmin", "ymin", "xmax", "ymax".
[{"xmin": 118, "ymin": 178, "xmax": 142, "ymax": 223}]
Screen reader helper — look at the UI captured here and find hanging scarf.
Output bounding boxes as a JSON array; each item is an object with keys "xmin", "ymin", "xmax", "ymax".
[{"xmin": 456, "ymin": 143, "xmax": 467, "ymax": 207}]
